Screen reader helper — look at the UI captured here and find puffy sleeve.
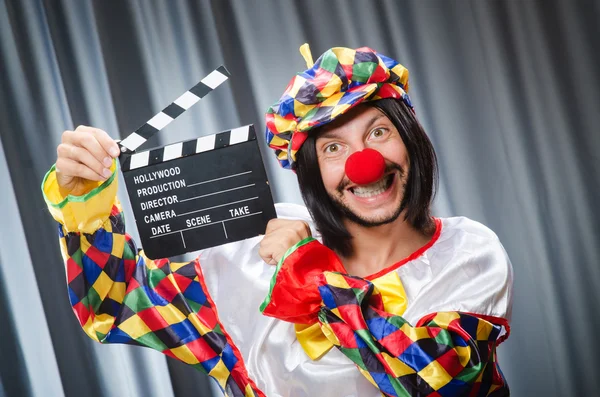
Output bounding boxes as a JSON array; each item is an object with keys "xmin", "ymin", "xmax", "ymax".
[
  {"xmin": 42, "ymin": 162, "xmax": 265, "ymax": 397},
  {"xmin": 261, "ymin": 236, "xmax": 512, "ymax": 397}
]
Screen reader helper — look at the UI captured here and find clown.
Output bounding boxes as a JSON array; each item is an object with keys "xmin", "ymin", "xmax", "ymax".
[{"xmin": 42, "ymin": 45, "xmax": 513, "ymax": 397}]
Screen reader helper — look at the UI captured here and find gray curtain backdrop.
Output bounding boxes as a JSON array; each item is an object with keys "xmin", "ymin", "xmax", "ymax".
[{"xmin": 0, "ymin": 0, "xmax": 598, "ymax": 396}]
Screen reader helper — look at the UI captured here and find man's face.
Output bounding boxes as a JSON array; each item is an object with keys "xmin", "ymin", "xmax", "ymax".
[{"xmin": 315, "ymin": 105, "xmax": 409, "ymax": 227}]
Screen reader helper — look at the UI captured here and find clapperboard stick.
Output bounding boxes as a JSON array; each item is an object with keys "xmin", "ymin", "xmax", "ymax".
[{"xmin": 118, "ymin": 65, "xmax": 230, "ymax": 155}]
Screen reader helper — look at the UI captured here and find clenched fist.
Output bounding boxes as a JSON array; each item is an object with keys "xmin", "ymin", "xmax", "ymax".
[
  {"xmin": 259, "ymin": 219, "xmax": 312, "ymax": 265},
  {"xmin": 55, "ymin": 125, "xmax": 121, "ymax": 196}
]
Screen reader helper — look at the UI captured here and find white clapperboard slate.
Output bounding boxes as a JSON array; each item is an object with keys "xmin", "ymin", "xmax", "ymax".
[{"xmin": 118, "ymin": 66, "xmax": 277, "ymax": 259}]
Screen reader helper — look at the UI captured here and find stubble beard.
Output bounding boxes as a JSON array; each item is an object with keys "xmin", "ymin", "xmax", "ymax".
[{"xmin": 329, "ymin": 163, "xmax": 407, "ymax": 228}]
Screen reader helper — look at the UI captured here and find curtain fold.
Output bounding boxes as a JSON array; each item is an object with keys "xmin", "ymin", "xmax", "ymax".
[{"xmin": 0, "ymin": 0, "xmax": 597, "ymax": 396}]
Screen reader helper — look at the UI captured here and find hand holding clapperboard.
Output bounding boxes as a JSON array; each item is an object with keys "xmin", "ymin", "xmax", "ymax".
[{"xmin": 118, "ymin": 66, "xmax": 277, "ymax": 259}]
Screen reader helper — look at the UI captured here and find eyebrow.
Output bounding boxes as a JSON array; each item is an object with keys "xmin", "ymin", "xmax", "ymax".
[{"xmin": 318, "ymin": 113, "xmax": 387, "ymax": 140}]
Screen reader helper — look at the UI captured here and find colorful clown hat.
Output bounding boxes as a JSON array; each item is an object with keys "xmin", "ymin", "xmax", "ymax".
[{"xmin": 265, "ymin": 44, "xmax": 414, "ymax": 169}]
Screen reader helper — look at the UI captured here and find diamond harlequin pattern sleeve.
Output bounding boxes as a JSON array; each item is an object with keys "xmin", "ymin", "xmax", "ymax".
[
  {"xmin": 42, "ymin": 163, "xmax": 265, "ymax": 397},
  {"xmin": 316, "ymin": 273, "xmax": 509, "ymax": 397}
]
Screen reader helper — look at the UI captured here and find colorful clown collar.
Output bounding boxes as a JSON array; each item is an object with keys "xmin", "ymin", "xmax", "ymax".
[{"xmin": 265, "ymin": 44, "xmax": 414, "ymax": 169}]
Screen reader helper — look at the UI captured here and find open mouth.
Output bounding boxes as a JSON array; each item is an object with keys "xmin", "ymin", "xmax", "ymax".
[{"xmin": 349, "ymin": 173, "xmax": 395, "ymax": 198}]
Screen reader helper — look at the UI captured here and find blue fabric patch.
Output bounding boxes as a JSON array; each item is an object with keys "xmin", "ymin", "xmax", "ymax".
[
  {"xmin": 183, "ymin": 281, "xmax": 207, "ymax": 305},
  {"xmin": 399, "ymin": 343, "xmax": 434, "ymax": 372},
  {"xmin": 94, "ymin": 228, "xmax": 113, "ymax": 253},
  {"xmin": 221, "ymin": 344, "xmax": 238, "ymax": 371},
  {"xmin": 170, "ymin": 319, "xmax": 201, "ymax": 345}
]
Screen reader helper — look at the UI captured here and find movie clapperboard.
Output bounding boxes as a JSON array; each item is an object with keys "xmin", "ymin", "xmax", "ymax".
[{"xmin": 118, "ymin": 66, "xmax": 277, "ymax": 259}]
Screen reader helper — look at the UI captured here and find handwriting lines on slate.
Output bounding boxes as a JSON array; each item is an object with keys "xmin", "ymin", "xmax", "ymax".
[{"xmin": 149, "ymin": 169, "xmax": 262, "ymax": 243}]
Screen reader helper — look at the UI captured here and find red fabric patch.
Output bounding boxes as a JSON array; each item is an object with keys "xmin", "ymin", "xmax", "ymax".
[
  {"xmin": 198, "ymin": 305, "xmax": 217, "ymax": 329},
  {"xmin": 427, "ymin": 327, "xmax": 442, "ymax": 339},
  {"xmin": 66, "ymin": 257, "xmax": 82, "ymax": 283},
  {"xmin": 337, "ymin": 304, "xmax": 368, "ymax": 330},
  {"xmin": 328, "ymin": 322, "xmax": 360, "ymax": 348},
  {"xmin": 262, "ymin": 240, "xmax": 345, "ymax": 324},
  {"xmin": 137, "ymin": 307, "xmax": 170, "ymax": 332},
  {"xmin": 435, "ymin": 348, "xmax": 464, "ymax": 378},
  {"xmin": 125, "ymin": 278, "xmax": 141, "ymax": 294},
  {"xmin": 368, "ymin": 64, "xmax": 388, "ymax": 83},
  {"xmin": 85, "ymin": 246, "xmax": 110, "ymax": 269},
  {"xmin": 155, "ymin": 277, "xmax": 180, "ymax": 302},
  {"xmin": 290, "ymin": 131, "xmax": 308, "ymax": 151},
  {"xmin": 185, "ymin": 336, "xmax": 219, "ymax": 362},
  {"xmin": 110, "ymin": 205, "xmax": 120, "ymax": 217},
  {"xmin": 378, "ymin": 329, "xmax": 413, "ymax": 356},
  {"xmin": 123, "ymin": 258, "xmax": 136, "ymax": 282},
  {"xmin": 72, "ymin": 301, "xmax": 90, "ymax": 326},
  {"xmin": 313, "ymin": 68, "xmax": 334, "ymax": 90},
  {"xmin": 341, "ymin": 63, "xmax": 354, "ymax": 81},
  {"xmin": 172, "ymin": 272, "xmax": 193, "ymax": 292},
  {"xmin": 376, "ymin": 84, "xmax": 403, "ymax": 99}
]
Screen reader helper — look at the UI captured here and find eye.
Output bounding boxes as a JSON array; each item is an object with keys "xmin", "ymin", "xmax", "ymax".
[
  {"xmin": 369, "ymin": 128, "xmax": 387, "ymax": 139},
  {"xmin": 325, "ymin": 143, "xmax": 341, "ymax": 153}
]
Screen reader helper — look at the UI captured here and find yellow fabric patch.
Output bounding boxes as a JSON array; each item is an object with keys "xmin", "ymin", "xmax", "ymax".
[
  {"xmin": 273, "ymin": 114, "xmax": 297, "ymax": 133},
  {"xmin": 82, "ymin": 316, "xmax": 98, "ymax": 341},
  {"xmin": 244, "ymin": 383, "xmax": 257, "ymax": 397},
  {"xmin": 319, "ymin": 73, "xmax": 343, "ymax": 98},
  {"xmin": 118, "ymin": 314, "xmax": 152, "ymax": 339},
  {"xmin": 319, "ymin": 92, "xmax": 344, "ymax": 108},
  {"xmin": 293, "ymin": 99, "xmax": 316, "ymax": 118},
  {"xmin": 92, "ymin": 271, "xmax": 113, "ymax": 300},
  {"xmin": 287, "ymin": 75, "xmax": 307, "ymax": 97},
  {"xmin": 418, "ymin": 359, "xmax": 453, "ymax": 390},
  {"xmin": 169, "ymin": 345, "xmax": 200, "ymax": 365},
  {"xmin": 107, "ymin": 281, "xmax": 126, "ymax": 303},
  {"xmin": 391, "ymin": 64, "xmax": 410, "ymax": 88},
  {"xmin": 156, "ymin": 304, "xmax": 187, "ymax": 325},
  {"xmin": 42, "ymin": 160, "xmax": 118, "ymax": 234},
  {"xmin": 382, "ymin": 353, "xmax": 416, "ymax": 377},
  {"xmin": 477, "ymin": 318, "xmax": 494, "ymax": 340},
  {"xmin": 331, "ymin": 47, "xmax": 357, "ymax": 66},
  {"xmin": 94, "ymin": 313, "xmax": 116, "ymax": 336},
  {"xmin": 295, "ymin": 322, "xmax": 334, "ymax": 360},
  {"xmin": 323, "ymin": 272, "xmax": 350, "ymax": 289},
  {"xmin": 111, "ymin": 233, "xmax": 125, "ymax": 257},
  {"xmin": 401, "ymin": 323, "xmax": 431, "ymax": 341},
  {"xmin": 371, "ymin": 272, "xmax": 408, "ymax": 316},
  {"xmin": 208, "ymin": 360, "xmax": 230, "ymax": 388},
  {"xmin": 455, "ymin": 345, "xmax": 471, "ymax": 367}
]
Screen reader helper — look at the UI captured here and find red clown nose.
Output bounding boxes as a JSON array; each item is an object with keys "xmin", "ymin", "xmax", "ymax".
[{"xmin": 344, "ymin": 148, "xmax": 386, "ymax": 185}]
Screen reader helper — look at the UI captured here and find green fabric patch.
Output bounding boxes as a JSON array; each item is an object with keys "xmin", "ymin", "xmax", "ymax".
[
  {"xmin": 124, "ymin": 286, "xmax": 155, "ymax": 313},
  {"xmin": 320, "ymin": 52, "xmax": 340, "ymax": 73},
  {"xmin": 148, "ymin": 268, "xmax": 166, "ymax": 288},
  {"xmin": 352, "ymin": 62, "xmax": 377, "ymax": 83},
  {"xmin": 87, "ymin": 287, "xmax": 102, "ymax": 313},
  {"xmin": 339, "ymin": 346, "xmax": 368, "ymax": 370},
  {"xmin": 136, "ymin": 331, "xmax": 168, "ymax": 351}
]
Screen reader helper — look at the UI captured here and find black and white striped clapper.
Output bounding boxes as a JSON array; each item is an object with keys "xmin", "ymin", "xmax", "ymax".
[{"xmin": 119, "ymin": 66, "xmax": 276, "ymax": 259}]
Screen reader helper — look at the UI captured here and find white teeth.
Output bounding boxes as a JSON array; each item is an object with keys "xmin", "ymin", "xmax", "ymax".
[{"xmin": 352, "ymin": 177, "xmax": 390, "ymax": 198}]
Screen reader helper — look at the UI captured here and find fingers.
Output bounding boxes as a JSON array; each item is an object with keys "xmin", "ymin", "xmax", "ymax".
[
  {"xmin": 56, "ymin": 157, "xmax": 106, "ymax": 182},
  {"xmin": 58, "ymin": 126, "xmax": 120, "ymax": 181},
  {"xmin": 259, "ymin": 222, "xmax": 312, "ymax": 266},
  {"xmin": 79, "ymin": 125, "xmax": 121, "ymax": 158},
  {"xmin": 57, "ymin": 142, "xmax": 112, "ymax": 180}
]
